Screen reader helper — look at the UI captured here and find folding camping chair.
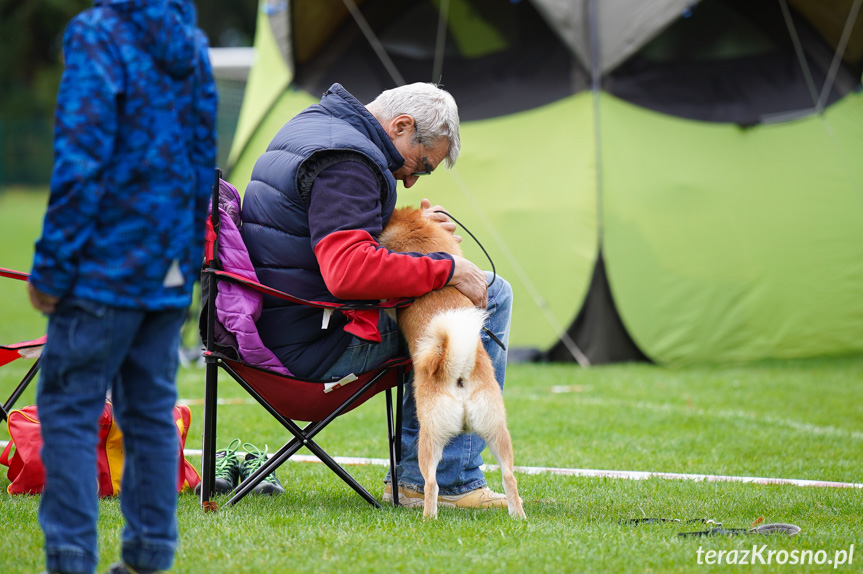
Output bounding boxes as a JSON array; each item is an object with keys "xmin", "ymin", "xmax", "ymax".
[
  {"xmin": 0, "ymin": 268, "xmax": 46, "ymax": 423},
  {"xmin": 199, "ymin": 171, "xmax": 412, "ymax": 509}
]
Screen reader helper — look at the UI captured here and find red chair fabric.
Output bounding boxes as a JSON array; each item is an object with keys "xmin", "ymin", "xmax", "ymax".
[
  {"xmin": 0, "ymin": 336, "xmax": 46, "ymax": 369},
  {"xmin": 0, "ymin": 268, "xmax": 45, "ymax": 422},
  {"xmin": 213, "ymin": 354, "xmax": 410, "ymax": 423}
]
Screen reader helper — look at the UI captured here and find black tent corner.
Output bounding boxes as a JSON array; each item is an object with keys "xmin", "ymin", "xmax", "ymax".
[{"xmin": 546, "ymin": 252, "xmax": 651, "ymax": 365}]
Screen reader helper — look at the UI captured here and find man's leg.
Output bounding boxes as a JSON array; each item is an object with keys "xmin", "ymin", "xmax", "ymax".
[
  {"xmin": 393, "ymin": 273, "xmax": 513, "ymax": 497},
  {"xmin": 319, "ymin": 311, "xmax": 403, "ymax": 379},
  {"xmin": 38, "ymin": 299, "xmax": 135, "ymax": 574},
  {"xmin": 111, "ymin": 308, "xmax": 185, "ymax": 572},
  {"xmin": 480, "ymin": 273, "xmax": 512, "ymax": 387}
]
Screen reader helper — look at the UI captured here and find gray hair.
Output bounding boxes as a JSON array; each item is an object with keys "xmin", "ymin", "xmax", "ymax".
[{"xmin": 366, "ymin": 82, "xmax": 461, "ymax": 168}]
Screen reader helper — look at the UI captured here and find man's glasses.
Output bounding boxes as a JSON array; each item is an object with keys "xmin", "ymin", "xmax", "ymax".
[
  {"xmin": 411, "ymin": 124, "xmax": 433, "ymax": 176},
  {"xmin": 411, "ymin": 156, "xmax": 433, "ymax": 177}
]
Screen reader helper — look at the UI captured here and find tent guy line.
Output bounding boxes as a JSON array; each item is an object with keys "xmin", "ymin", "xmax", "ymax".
[
  {"xmin": 446, "ymin": 167, "xmax": 591, "ymax": 366},
  {"xmin": 814, "ymin": 0, "xmax": 863, "ymax": 109},
  {"xmin": 341, "ymin": 0, "xmax": 404, "ymax": 86}
]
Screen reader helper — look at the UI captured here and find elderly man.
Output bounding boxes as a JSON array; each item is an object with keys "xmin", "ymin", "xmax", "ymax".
[{"xmin": 241, "ymin": 82, "xmax": 513, "ymax": 509}]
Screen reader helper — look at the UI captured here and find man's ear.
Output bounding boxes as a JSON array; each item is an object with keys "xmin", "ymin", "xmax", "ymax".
[{"xmin": 388, "ymin": 114, "xmax": 415, "ymax": 137}]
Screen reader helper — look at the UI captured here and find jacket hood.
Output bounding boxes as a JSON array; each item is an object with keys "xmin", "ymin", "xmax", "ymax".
[{"xmin": 94, "ymin": 0, "xmax": 198, "ymax": 77}]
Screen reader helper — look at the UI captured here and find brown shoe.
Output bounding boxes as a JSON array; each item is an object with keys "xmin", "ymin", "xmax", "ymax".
[
  {"xmin": 438, "ymin": 486, "xmax": 507, "ymax": 509},
  {"xmin": 383, "ymin": 483, "xmax": 506, "ymax": 510},
  {"xmin": 382, "ymin": 482, "xmax": 425, "ymax": 508}
]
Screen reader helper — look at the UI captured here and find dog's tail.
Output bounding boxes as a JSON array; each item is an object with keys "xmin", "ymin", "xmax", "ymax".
[{"xmin": 414, "ymin": 307, "xmax": 487, "ymax": 384}]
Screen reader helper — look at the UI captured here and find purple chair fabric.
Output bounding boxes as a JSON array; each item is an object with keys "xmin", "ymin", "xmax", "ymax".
[{"xmin": 212, "ymin": 180, "xmax": 290, "ymax": 375}]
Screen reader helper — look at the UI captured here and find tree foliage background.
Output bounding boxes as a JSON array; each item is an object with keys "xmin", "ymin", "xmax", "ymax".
[
  {"xmin": 0, "ymin": 0, "xmax": 256, "ymax": 118},
  {"xmin": 0, "ymin": 0, "xmax": 258, "ymax": 184}
]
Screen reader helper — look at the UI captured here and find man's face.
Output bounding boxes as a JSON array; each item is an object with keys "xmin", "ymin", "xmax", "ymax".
[{"xmin": 387, "ymin": 116, "xmax": 449, "ymax": 189}]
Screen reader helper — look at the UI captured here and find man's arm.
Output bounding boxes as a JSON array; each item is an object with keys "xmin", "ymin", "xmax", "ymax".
[{"xmin": 308, "ymin": 161, "xmax": 456, "ymax": 299}]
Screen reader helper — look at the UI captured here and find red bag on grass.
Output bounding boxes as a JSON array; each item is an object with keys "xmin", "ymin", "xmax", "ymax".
[{"xmin": 1, "ymin": 401, "xmax": 200, "ymax": 495}]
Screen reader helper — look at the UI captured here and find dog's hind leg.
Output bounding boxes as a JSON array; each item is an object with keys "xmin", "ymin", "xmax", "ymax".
[
  {"xmin": 418, "ymin": 428, "xmax": 445, "ymax": 519},
  {"xmin": 471, "ymin": 379, "xmax": 526, "ymax": 519},
  {"xmin": 469, "ymin": 353, "xmax": 526, "ymax": 519},
  {"xmin": 485, "ymin": 423, "xmax": 526, "ymax": 519}
]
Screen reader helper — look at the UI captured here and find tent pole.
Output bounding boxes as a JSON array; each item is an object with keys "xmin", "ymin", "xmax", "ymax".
[
  {"xmin": 432, "ymin": 0, "xmax": 450, "ymax": 84},
  {"xmin": 341, "ymin": 0, "xmax": 406, "ymax": 86},
  {"xmin": 778, "ymin": 0, "xmax": 822, "ymax": 111},
  {"xmin": 817, "ymin": 0, "xmax": 863, "ymax": 109},
  {"xmin": 588, "ymin": 0, "xmax": 603, "ymax": 254},
  {"xmin": 445, "ymin": 169, "xmax": 591, "ymax": 367},
  {"xmin": 547, "ymin": 0, "xmax": 605, "ymax": 366}
]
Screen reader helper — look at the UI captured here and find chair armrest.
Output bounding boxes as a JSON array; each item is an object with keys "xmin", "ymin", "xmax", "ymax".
[
  {"xmin": 0, "ymin": 268, "xmax": 29, "ymax": 282},
  {"xmin": 202, "ymin": 267, "xmax": 413, "ymax": 311}
]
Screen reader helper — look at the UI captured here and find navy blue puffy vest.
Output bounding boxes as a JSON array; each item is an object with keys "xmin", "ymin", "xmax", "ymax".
[{"xmin": 242, "ymin": 84, "xmax": 400, "ymax": 377}]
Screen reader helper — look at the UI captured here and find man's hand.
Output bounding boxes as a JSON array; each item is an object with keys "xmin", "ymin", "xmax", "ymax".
[
  {"xmin": 448, "ymin": 255, "xmax": 488, "ymax": 308},
  {"xmin": 420, "ymin": 198, "xmax": 462, "ymax": 243},
  {"xmin": 28, "ymin": 282, "xmax": 59, "ymax": 315}
]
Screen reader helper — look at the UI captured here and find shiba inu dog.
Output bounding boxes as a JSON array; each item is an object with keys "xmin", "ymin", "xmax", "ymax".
[{"xmin": 378, "ymin": 206, "xmax": 525, "ymax": 519}]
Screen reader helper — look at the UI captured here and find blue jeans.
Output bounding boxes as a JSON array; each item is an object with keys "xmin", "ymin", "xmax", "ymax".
[
  {"xmin": 37, "ymin": 298, "xmax": 184, "ymax": 574},
  {"xmin": 322, "ymin": 273, "xmax": 512, "ymax": 495}
]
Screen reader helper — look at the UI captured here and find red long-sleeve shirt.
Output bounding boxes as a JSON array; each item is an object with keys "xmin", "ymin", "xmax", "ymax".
[{"xmin": 309, "ymin": 161, "xmax": 454, "ymax": 299}]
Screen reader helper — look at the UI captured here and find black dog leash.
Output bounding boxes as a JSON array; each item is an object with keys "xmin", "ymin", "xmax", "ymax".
[
  {"xmin": 623, "ymin": 517, "xmax": 800, "ymax": 537},
  {"xmin": 623, "ymin": 518, "xmax": 721, "ymax": 527},
  {"xmin": 678, "ymin": 523, "xmax": 801, "ymax": 538},
  {"xmin": 432, "ymin": 209, "xmax": 505, "ymax": 351}
]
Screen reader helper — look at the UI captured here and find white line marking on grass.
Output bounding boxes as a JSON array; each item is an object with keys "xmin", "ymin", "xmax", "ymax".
[
  {"xmin": 550, "ymin": 385, "xmax": 589, "ymax": 393},
  {"xmin": 177, "ymin": 447, "xmax": 863, "ymax": 489},
  {"xmin": 3, "ymin": 434, "xmax": 853, "ymax": 489}
]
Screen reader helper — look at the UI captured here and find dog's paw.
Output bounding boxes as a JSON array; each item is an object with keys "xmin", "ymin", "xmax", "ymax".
[{"xmin": 508, "ymin": 497, "xmax": 526, "ymax": 519}]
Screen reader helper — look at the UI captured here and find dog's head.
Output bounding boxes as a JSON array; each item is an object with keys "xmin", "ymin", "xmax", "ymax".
[{"xmin": 379, "ymin": 206, "xmax": 462, "ymax": 257}]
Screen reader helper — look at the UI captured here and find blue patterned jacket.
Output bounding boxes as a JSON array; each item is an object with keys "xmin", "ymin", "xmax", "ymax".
[{"xmin": 30, "ymin": 0, "xmax": 217, "ymax": 310}]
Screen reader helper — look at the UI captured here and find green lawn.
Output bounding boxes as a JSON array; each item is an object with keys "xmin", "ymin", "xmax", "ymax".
[{"xmin": 1, "ymin": 189, "xmax": 861, "ymax": 573}]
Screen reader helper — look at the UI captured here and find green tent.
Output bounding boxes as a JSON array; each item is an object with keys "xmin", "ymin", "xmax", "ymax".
[{"xmin": 226, "ymin": 0, "xmax": 863, "ymax": 365}]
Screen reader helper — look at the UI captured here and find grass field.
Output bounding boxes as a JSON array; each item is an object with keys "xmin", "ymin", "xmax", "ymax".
[{"xmin": 1, "ymin": 189, "xmax": 861, "ymax": 573}]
